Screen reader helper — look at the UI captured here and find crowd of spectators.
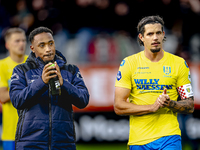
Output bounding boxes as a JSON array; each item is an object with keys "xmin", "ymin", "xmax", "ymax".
[{"xmin": 0, "ymin": 0, "xmax": 200, "ymax": 64}]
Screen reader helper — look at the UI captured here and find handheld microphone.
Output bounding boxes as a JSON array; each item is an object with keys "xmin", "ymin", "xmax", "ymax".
[{"xmin": 47, "ymin": 61, "xmax": 61, "ymax": 96}]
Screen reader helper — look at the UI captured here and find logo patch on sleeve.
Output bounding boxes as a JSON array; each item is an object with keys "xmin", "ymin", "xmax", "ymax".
[
  {"xmin": 77, "ymin": 71, "xmax": 83, "ymax": 79},
  {"xmin": 120, "ymin": 60, "xmax": 125, "ymax": 66},
  {"xmin": 10, "ymin": 73, "xmax": 19, "ymax": 82},
  {"xmin": 116, "ymin": 71, "xmax": 122, "ymax": 81}
]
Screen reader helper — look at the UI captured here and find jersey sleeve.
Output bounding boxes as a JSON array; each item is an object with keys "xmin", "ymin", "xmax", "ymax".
[
  {"xmin": 115, "ymin": 58, "xmax": 132, "ymax": 89},
  {"xmin": 0, "ymin": 61, "xmax": 8, "ymax": 88},
  {"xmin": 177, "ymin": 60, "xmax": 191, "ymax": 88},
  {"xmin": 176, "ymin": 60, "xmax": 194, "ymax": 99}
]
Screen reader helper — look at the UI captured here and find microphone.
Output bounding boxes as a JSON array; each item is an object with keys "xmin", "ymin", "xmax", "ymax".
[{"xmin": 47, "ymin": 61, "xmax": 61, "ymax": 96}]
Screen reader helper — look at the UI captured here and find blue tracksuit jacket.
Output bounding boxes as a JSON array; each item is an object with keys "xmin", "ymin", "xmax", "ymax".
[{"xmin": 9, "ymin": 50, "xmax": 89, "ymax": 150}]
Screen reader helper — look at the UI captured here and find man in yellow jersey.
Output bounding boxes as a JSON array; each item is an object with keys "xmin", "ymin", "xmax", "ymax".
[
  {"xmin": 0, "ymin": 28, "xmax": 28, "ymax": 150},
  {"xmin": 114, "ymin": 15, "xmax": 194, "ymax": 150}
]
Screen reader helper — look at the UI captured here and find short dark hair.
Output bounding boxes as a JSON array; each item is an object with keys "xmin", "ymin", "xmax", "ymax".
[
  {"xmin": 137, "ymin": 15, "xmax": 166, "ymax": 46},
  {"xmin": 28, "ymin": 27, "xmax": 53, "ymax": 43},
  {"xmin": 4, "ymin": 28, "xmax": 25, "ymax": 42}
]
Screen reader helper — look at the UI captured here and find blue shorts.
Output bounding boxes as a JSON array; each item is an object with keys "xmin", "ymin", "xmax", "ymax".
[
  {"xmin": 129, "ymin": 135, "xmax": 182, "ymax": 150},
  {"xmin": 3, "ymin": 141, "xmax": 15, "ymax": 150}
]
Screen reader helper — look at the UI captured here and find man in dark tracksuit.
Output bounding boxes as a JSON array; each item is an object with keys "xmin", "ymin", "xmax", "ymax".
[{"xmin": 9, "ymin": 27, "xmax": 90, "ymax": 150}]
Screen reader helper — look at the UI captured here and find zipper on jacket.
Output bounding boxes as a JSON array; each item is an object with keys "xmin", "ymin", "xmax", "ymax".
[{"xmin": 49, "ymin": 97, "xmax": 52, "ymax": 150}]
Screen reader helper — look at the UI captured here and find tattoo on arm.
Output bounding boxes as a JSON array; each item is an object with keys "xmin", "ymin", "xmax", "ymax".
[{"xmin": 168, "ymin": 96, "xmax": 194, "ymax": 113}]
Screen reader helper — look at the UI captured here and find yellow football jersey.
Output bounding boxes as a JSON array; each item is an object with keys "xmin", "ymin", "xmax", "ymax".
[
  {"xmin": 115, "ymin": 50, "xmax": 192, "ymax": 145},
  {"xmin": 0, "ymin": 55, "xmax": 28, "ymax": 141}
]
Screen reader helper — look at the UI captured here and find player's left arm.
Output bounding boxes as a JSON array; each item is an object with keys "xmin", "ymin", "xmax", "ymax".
[
  {"xmin": 159, "ymin": 88, "xmax": 194, "ymax": 114},
  {"xmin": 168, "ymin": 96, "xmax": 194, "ymax": 113},
  {"xmin": 158, "ymin": 60, "xmax": 194, "ymax": 113},
  {"xmin": 171, "ymin": 82, "xmax": 194, "ymax": 113},
  {"xmin": 0, "ymin": 87, "xmax": 10, "ymax": 103}
]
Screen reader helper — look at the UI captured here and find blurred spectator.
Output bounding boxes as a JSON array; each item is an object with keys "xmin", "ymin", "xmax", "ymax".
[
  {"xmin": 113, "ymin": 31, "xmax": 140, "ymax": 60},
  {"xmin": 63, "ymin": 28, "xmax": 94, "ymax": 64},
  {"xmin": 27, "ymin": 0, "xmax": 61, "ymax": 32},
  {"xmin": 32, "ymin": 0, "xmax": 47, "ymax": 21},
  {"xmin": 0, "ymin": 0, "xmax": 11, "ymax": 54},
  {"xmin": 180, "ymin": 0, "xmax": 200, "ymax": 14},
  {"xmin": 94, "ymin": 0, "xmax": 109, "ymax": 9},
  {"xmin": 93, "ymin": 0, "xmax": 113, "ymax": 32},
  {"xmin": 88, "ymin": 32, "xmax": 119, "ymax": 63},
  {"xmin": 190, "ymin": 34, "xmax": 200, "ymax": 62},
  {"xmin": 111, "ymin": 1, "xmax": 134, "ymax": 36},
  {"xmin": 179, "ymin": 0, "xmax": 200, "ymax": 60},
  {"xmin": 60, "ymin": 0, "xmax": 96, "ymax": 34},
  {"xmin": 163, "ymin": 28, "xmax": 179, "ymax": 54},
  {"xmin": 0, "ymin": 0, "xmax": 10, "ymax": 36},
  {"xmin": 76, "ymin": 0, "xmax": 94, "ymax": 7},
  {"xmin": 75, "ymin": 28, "xmax": 94, "ymax": 62},
  {"xmin": 114, "ymin": 2, "xmax": 129, "ymax": 16},
  {"xmin": 64, "ymin": 37, "xmax": 80, "ymax": 64},
  {"xmin": 51, "ymin": 22, "xmax": 69, "ymax": 55},
  {"xmin": 10, "ymin": 0, "xmax": 34, "ymax": 32}
]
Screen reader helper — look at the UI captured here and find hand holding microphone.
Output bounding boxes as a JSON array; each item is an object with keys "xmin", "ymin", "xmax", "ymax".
[{"xmin": 42, "ymin": 61, "xmax": 62, "ymax": 96}]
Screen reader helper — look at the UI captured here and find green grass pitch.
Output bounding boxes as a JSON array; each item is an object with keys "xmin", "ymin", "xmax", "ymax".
[{"xmin": 76, "ymin": 143, "xmax": 127, "ymax": 150}]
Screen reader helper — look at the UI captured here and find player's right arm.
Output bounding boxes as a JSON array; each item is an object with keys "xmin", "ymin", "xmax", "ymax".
[
  {"xmin": 114, "ymin": 58, "xmax": 162, "ymax": 116},
  {"xmin": 0, "ymin": 87, "xmax": 10, "ymax": 103},
  {"xmin": 0, "ymin": 61, "xmax": 10, "ymax": 104},
  {"xmin": 114, "ymin": 87, "xmax": 162, "ymax": 116}
]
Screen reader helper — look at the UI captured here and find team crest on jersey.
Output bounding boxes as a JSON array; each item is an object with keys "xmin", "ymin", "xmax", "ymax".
[
  {"xmin": 120, "ymin": 60, "xmax": 125, "ymax": 66},
  {"xmin": 116, "ymin": 71, "xmax": 122, "ymax": 81},
  {"xmin": 163, "ymin": 66, "xmax": 171, "ymax": 75}
]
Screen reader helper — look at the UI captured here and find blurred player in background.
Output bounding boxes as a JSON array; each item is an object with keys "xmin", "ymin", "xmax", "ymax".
[
  {"xmin": 114, "ymin": 15, "xmax": 194, "ymax": 150},
  {"xmin": 0, "ymin": 28, "xmax": 28, "ymax": 150}
]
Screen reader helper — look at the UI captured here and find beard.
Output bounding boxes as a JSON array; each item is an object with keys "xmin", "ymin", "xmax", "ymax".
[{"xmin": 150, "ymin": 48, "xmax": 161, "ymax": 53}]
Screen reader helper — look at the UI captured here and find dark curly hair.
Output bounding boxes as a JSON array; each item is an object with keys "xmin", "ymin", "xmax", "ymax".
[
  {"xmin": 28, "ymin": 27, "xmax": 53, "ymax": 43},
  {"xmin": 137, "ymin": 15, "xmax": 166, "ymax": 46}
]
